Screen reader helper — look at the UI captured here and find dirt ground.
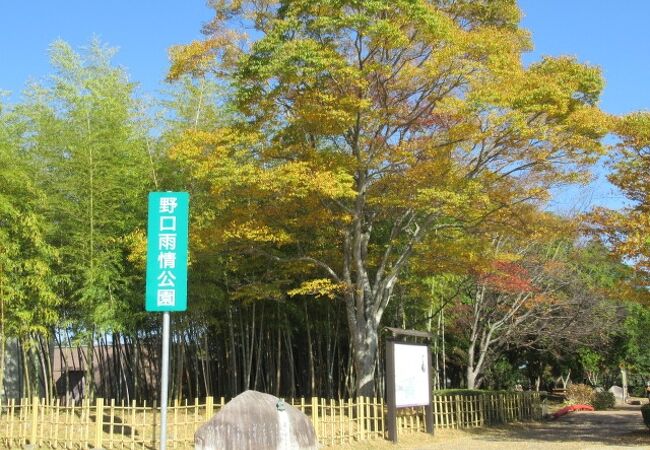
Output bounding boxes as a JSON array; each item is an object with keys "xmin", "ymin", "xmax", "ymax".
[{"xmin": 330, "ymin": 403, "xmax": 650, "ymax": 450}]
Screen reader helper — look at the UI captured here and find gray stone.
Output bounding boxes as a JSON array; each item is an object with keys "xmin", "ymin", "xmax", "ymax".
[
  {"xmin": 194, "ymin": 390, "xmax": 318, "ymax": 450},
  {"xmin": 608, "ymin": 385, "xmax": 625, "ymax": 400}
]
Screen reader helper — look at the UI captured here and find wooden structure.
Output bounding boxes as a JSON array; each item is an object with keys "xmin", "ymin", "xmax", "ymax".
[{"xmin": 385, "ymin": 327, "xmax": 434, "ymax": 443}]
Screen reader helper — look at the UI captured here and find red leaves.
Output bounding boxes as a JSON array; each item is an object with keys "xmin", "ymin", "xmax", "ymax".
[
  {"xmin": 480, "ymin": 260, "xmax": 535, "ymax": 293},
  {"xmin": 417, "ymin": 111, "xmax": 460, "ymax": 129}
]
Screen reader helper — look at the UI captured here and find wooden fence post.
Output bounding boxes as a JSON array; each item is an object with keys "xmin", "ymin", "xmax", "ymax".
[
  {"xmin": 206, "ymin": 396, "xmax": 214, "ymax": 421},
  {"xmin": 94, "ymin": 398, "xmax": 104, "ymax": 449},
  {"xmin": 311, "ymin": 397, "xmax": 319, "ymax": 440},
  {"xmin": 357, "ymin": 396, "xmax": 366, "ymax": 440},
  {"xmin": 29, "ymin": 396, "xmax": 39, "ymax": 447},
  {"xmin": 431, "ymin": 395, "xmax": 437, "ymax": 430},
  {"xmin": 6, "ymin": 398, "xmax": 14, "ymax": 444},
  {"xmin": 109, "ymin": 399, "xmax": 115, "ymax": 446}
]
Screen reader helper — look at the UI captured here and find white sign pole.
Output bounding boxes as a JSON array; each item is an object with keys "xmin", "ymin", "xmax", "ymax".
[{"xmin": 160, "ymin": 312, "xmax": 171, "ymax": 450}]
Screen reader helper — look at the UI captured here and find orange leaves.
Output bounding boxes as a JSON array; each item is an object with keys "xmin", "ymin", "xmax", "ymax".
[{"xmin": 480, "ymin": 260, "xmax": 534, "ymax": 294}]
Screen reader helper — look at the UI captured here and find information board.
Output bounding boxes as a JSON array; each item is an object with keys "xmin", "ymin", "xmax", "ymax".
[
  {"xmin": 393, "ymin": 342, "xmax": 431, "ymax": 407},
  {"xmin": 145, "ymin": 192, "xmax": 189, "ymax": 312}
]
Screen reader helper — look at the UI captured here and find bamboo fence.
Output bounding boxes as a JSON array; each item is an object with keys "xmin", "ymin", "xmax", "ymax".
[{"xmin": 0, "ymin": 392, "xmax": 541, "ymax": 449}]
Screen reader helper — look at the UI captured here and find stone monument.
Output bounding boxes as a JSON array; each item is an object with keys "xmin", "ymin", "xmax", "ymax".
[
  {"xmin": 194, "ymin": 390, "xmax": 318, "ymax": 450},
  {"xmin": 608, "ymin": 385, "xmax": 625, "ymax": 402}
]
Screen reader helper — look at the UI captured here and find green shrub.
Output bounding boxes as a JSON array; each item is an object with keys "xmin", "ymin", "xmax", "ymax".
[
  {"xmin": 591, "ymin": 391, "xmax": 615, "ymax": 410},
  {"xmin": 432, "ymin": 389, "xmax": 487, "ymax": 396},
  {"xmin": 566, "ymin": 383, "xmax": 594, "ymax": 405},
  {"xmin": 631, "ymin": 385, "xmax": 649, "ymax": 397},
  {"xmin": 432, "ymin": 389, "xmax": 536, "ymax": 396}
]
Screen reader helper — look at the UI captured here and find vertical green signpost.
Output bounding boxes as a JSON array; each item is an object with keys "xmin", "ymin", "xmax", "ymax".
[
  {"xmin": 145, "ymin": 192, "xmax": 189, "ymax": 450},
  {"xmin": 146, "ymin": 192, "xmax": 189, "ymax": 313}
]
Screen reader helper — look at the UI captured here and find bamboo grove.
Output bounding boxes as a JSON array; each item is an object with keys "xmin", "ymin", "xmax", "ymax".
[{"xmin": 2, "ymin": 1, "xmax": 650, "ymax": 404}]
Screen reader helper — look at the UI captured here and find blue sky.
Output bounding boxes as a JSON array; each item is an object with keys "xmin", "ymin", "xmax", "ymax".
[
  {"xmin": 0, "ymin": 1, "xmax": 213, "ymax": 98},
  {"xmin": 520, "ymin": 0, "xmax": 649, "ymax": 212},
  {"xmin": 520, "ymin": 0, "xmax": 650, "ymax": 116},
  {"xmin": 1, "ymin": 1, "xmax": 646, "ymax": 211}
]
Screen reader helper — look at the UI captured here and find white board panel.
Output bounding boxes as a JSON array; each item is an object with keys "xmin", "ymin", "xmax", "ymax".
[{"xmin": 394, "ymin": 343, "xmax": 430, "ymax": 407}]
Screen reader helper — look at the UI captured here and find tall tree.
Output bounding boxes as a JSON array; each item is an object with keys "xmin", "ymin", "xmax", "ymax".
[
  {"xmin": 591, "ymin": 112, "xmax": 650, "ymax": 279},
  {"xmin": 458, "ymin": 226, "xmax": 621, "ymax": 389},
  {"xmin": 168, "ymin": 0, "xmax": 610, "ymax": 395},
  {"xmin": 0, "ymin": 100, "xmax": 59, "ymax": 399},
  {"xmin": 23, "ymin": 40, "xmax": 155, "ymax": 397}
]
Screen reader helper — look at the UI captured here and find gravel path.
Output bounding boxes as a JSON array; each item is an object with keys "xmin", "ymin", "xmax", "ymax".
[{"xmin": 416, "ymin": 405, "xmax": 650, "ymax": 450}]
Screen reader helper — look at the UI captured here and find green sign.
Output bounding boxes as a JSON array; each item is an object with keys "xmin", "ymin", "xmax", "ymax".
[{"xmin": 145, "ymin": 192, "xmax": 189, "ymax": 312}]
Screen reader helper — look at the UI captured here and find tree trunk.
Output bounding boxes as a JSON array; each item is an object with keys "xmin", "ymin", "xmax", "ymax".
[
  {"xmin": 202, "ymin": 332, "xmax": 211, "ymax": 397},
  {"xmin": 441, "ymin": 307, "xmax": 447, "ymax": 389},
  {"xmin": 559, "ymin": 370, "xmax": 571, "ymax": 389},
  {"xmin": 283, "ymin": 321, "xmax": 296, "ymax": 398},
  {"xmin": 303, "ymin": 301, "xmax": 315, "ymax": 397},
  {"xmin": 348, "ymin": 316, "xmax": 379, "ymax": 397},
  {"xmin": 174, "ymin": 332, "xmax": 185, "ymax": 400},
  {"xmin": 620, "ymin": 367, "xmax": 628, "ymax": 402},
  {"xmin": 84, "ymin": 331, "xmax": 95, "ymax": 400},
  {"xmin": 467, "ymin": 368, "xmax": 478, "ymax": 390},
  {"xmin": 227, "ymin": 305, "xmax": 239, "ymax": 396},
  {"xmin": 35, "ymin": 334, "xmax": 52, "ymax": 402},
  {"xmin": 20, "ymin": 338, "xmax": 32, "ymax": 399}
]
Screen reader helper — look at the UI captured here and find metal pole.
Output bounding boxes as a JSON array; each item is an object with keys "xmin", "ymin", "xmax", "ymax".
[{"xmin": 160, "ymin": 312, "xmax": 171, "ymax": 450}]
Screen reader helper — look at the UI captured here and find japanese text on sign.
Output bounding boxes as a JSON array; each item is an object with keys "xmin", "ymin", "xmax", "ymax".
[{"xmin": 145, "ymin": 192, "xmax": 189, "ymax": 312}]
